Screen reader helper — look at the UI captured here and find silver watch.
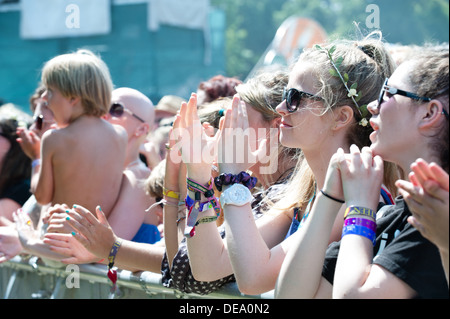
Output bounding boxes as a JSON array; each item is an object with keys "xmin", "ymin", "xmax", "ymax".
[{"xmin": 220, "ymin": 183, "xmax": 253, "ymax": 207}]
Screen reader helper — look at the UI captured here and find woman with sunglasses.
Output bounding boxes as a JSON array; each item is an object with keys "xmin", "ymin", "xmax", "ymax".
[
  {"xmin": 177, "ymin": 34, "xmax": 397, "ymax": 295},
  {"xmin": 276, "ymin": 47, "xmax": 449, "ymax": 298}
]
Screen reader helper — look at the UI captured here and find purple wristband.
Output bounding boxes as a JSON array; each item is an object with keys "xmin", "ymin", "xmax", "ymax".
[{"xmin": 343, "ymin": 217, "xmax": 377, "ymax": 233}]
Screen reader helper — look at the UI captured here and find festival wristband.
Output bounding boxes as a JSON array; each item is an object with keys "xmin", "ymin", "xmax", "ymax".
[
  {"xmin": 185, "ymin": 194, "xmax": 214, "ymax": 212},
  {"xmin": 343, "ymin": 217, "xmax": 377, "ymax": 233},
  {"xmin": 163, "ymin": 187, "xmax": 180, "ymax": 200},
  {"xmin": 342, "ymin": 224, "xmax": 376, "ymax": 246},
  {"xmin": 344, "ymin": 206, "xmax": 376, "ymax": 220},
  {"xmin": 107, "ymin": 239, "xmax": 122, "ymax": 293},
  {"xmin": 186, "ymin": 177, "xmax": 220, "ymax": 215}
]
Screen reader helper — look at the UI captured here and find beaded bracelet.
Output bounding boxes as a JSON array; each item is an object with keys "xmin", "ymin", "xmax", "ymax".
[
  {"xmin": 344, "ymin": 206, "xmax": 376, "ymax": 220},
  {"xmin": 213, "ymin": 171, "xmax": 257, "ymax": 191},
  {"xmin": 342, "ymin": 224, "xmax": 376, "ymax": 246}
]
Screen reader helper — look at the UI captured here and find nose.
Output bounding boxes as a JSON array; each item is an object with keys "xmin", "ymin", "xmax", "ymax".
[
  {"xmin": 275, "ymin": 100, "xmax": 288, "ymax": 116},
  {"xmin": 367, "ymin": 100, "xmax": 379, "ymax": 116}
]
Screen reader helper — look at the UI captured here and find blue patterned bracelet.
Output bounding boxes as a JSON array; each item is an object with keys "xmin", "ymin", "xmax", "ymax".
[{"xmin": 342, "ymin": 224, "xmax": 376, "ymax": 246}]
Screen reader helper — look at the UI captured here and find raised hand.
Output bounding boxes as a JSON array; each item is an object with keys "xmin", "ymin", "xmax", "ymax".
[
  {"xmin": 396, "ymin": 160, "xmax": 449, "ymax": 252},
  {"xmin": 217, "ymin": 95, "xmax": 268, "ymax": 175},
  {"xmin": 337, "ymin": 145, "xmax": 384, "ymax": 209},
  {"xmin": 174, "ymin": 93, "xmax": 220, "ymax": 183}
]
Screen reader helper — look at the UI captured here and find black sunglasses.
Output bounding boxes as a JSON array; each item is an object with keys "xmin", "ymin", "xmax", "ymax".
[
  {"xmin": 378, "ymin": 78, "xmax": 449, "ymax": 120},
  {"xmin": 110, "ymin": 103, "xmax": 146, "ymax": 123},
  {"xmin": 282, "ymin": 87, "xmax": 322, "ymax": 113}
]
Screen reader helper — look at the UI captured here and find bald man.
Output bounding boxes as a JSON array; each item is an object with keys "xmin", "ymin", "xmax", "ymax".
[{"xmin": 103, "ymin": 88, "xmax": 162, "ymax": 246}]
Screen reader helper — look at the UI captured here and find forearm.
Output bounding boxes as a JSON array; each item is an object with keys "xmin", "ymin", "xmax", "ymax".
[
  {"xmin": 114, "ymin": 240, "xmax": 165, "ymax": 273},
  {"xmin": 186, "ymin": 206, "xmax": 233, "ymax": 282},
  {"xmin": 224, "ymin": 203, "xmax": 279, "ymax": 295},
  {"xmin": 276, "ymin": 193, "xmax": 340, "ymax": 299},
  {"xmin": 163, "ymin": 204, "xmax": 185, "ymax": 268},
  {"xmin": 333, "ymin": 235, "xmax": 373, "ymax": 298}
]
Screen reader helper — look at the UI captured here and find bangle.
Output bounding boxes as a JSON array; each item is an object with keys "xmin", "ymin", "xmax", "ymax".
[
  {"xmin": 214, "ymin": 171, "xmax": 257, "ymax": 191},
  {"xmin": 342, "ymin": 224, "xmax": 376, "ymax": 246},
  {"xmin": 344, "ymin": 206, "xmax": 376, "ymax": 220},
  {"xmin": 32, "ymin": 159, "xmax": 41, "ymax": 169},
  {"xmin": 343, "ymin": 217, "xmax": 376, "ymax": 233},
  {"xmin": 320, "ymin": 189, "xmax": 345, "ymax": 203},
  {"xmin": 163, "ymin": 187, "xmax": 180, "ymax": 200}
]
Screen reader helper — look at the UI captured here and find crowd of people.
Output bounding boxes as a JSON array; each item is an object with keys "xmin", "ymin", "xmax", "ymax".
[{"xmin": 0, "ymin": 31, "xmax": 448, "ymax": 299}]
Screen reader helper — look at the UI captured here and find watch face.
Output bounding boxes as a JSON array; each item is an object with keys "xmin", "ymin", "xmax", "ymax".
[
  {"xmin": 230, "ymin": 187, "xmax": 247, "ymax": 203},
  {"xmin": 222, "ymin": 183, "xmax": 252, "ymax": 206}
]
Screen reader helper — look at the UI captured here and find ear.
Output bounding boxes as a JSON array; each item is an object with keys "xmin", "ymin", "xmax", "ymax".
[
  {"xmin": 69, "ymin": 96, "xmax": 81, "ymax": 106},
  {"xmin": 332, "ymin": 105, "xmax": 354, "ymax": 131},
  {"xmin": 134, "ymin": 122, "xmax": 150, "ymax": 138},
  {"xmin": 419, "ymin": 99, "xmax": 445, "ymax": 130}
]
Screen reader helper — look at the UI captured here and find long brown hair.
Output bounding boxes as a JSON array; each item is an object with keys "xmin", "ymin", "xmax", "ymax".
[{"xmin": 0, "ymin": 119, "xmax": 31, "ymax": 194}]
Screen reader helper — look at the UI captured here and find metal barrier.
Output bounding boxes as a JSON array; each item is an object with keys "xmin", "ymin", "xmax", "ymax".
[{"xmin": 0, "ymin": 256, "xmax": 274, "ymax": 299}]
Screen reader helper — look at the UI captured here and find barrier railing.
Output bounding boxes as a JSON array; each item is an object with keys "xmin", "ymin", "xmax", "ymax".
[{"xmin": 0, "ymin": 256, "xmax": 274, "ymax": 299}]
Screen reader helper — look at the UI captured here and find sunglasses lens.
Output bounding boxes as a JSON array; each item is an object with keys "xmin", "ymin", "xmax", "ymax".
[
  {"xmin": 110, "ymin": 103, "xmax": 124, "ymax": 117},
  {"xmin": 286, "ymin": 90, "xmax": 300, "ymax": 112}
]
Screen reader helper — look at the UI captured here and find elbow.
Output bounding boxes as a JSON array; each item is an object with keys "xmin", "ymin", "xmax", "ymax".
[
  {"xmin": 235, "ymin": 275, "xmax": 269, "ymax": 296},
  {"xmin": 33, "ymin": 189, "xmax": 52, "ymax": 206}
]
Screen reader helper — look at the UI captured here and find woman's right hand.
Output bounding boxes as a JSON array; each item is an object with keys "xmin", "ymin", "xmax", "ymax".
[
  {"xmin": 45, "ymin": 205, "xmax": 117, "ymax": 260},
  {"xmin": 175, "ymin": 93, "xmax": 220, "ymax": 184}
]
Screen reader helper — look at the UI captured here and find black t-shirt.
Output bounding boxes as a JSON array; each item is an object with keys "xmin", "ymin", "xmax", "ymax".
[
  {"xmin": 0, "ymin": 179, "xmax": 31, "ymax": 206},
  {"xmin": 322, "ymin": 197, "xmax": 449, "ymax": 299}
]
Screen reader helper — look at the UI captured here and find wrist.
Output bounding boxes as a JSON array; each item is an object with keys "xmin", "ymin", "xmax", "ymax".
[
  {"xmin": 186, "ymin": 169, "xmax": 212, "ymax": 188},
  {"xmin": 31, "ymin": 158, "xmax": 41, "ymax": 169}
]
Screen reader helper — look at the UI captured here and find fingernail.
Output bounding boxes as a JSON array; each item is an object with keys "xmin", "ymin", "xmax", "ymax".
[
  {"xmin": 73, "ymin": 204, "xmax": 77, "ymax": 208},
  {"xmin": 98, "ymin": 206, "xmax": 102, "ymax": 212},
  {"xmin": 65, "ymin": 210, "xmax": 70, "ymax": 213},
  {"xmin": 71, "ymin": 232, "xmax": 76, "ymax": 236},
  {"xmin": 66, "ymin": 216, "xmax": 70, "ymax": 221}
]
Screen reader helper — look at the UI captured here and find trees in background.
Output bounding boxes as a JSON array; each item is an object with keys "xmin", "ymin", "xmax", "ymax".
[{"xmin": 212, "ymin": 0, "xmax": 449, "ymax": 78}]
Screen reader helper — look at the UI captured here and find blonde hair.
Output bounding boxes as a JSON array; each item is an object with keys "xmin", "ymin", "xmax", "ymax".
[
  {"xmin": 272, "ymin": 33, "xmax": 399, "ymax": 214},
  {"xmin": 41, "ymin": 49, "xmax": 113, "ymax": 117}
]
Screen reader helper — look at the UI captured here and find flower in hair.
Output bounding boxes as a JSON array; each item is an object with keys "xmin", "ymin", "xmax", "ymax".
[
  {"xmin": 315, "ymin": 44, "xmax": 369, "ymax": 126},
  {"xmin": 348, "ymin": 88, "xmax": 358, "ymax": 98}
]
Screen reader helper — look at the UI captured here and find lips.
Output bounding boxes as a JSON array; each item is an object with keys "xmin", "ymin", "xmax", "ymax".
[{"xmin": 280, "ymin": 120, "xmax": 292, "ymax": 128}]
